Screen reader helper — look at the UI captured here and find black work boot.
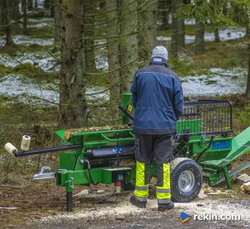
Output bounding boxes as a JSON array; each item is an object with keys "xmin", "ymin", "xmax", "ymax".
[
  {"xmin": 158, "ymin": 201, "xmax": 174, "ymax": 211},
  {"xmin": 130, "ymin": 196, "xmax": 146, "ymax": 208}
]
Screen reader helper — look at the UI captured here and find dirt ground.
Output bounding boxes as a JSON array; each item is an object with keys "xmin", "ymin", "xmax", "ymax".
[{"xmin": 0, "ymin": 174, "xmax": 249, "ymax": 229}]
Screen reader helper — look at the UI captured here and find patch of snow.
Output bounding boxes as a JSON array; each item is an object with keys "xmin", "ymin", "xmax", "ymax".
[
  {"xmin": 156, "ymin": 36, "xmax": 171, "ymax": 42},
  {"xmin": 0, "ymin": 35, "xmax": 53, "ymax": 47},
  {"xmin": 156, "ymin": 28, "xmax": 246, "ymax": 44},
  {"xmin": 28, "ymin": 22, "xmax": 54, "ymax": 28},
  {"xmin": 0, "ymin": 52, "xmax": 59, "ymax": 72},
  {"xmin": 0, "ymin": 74, "xmax": 110, "ymax": 106},
  {"xmin": 95, "ymin": 39, "xmax": 108, "ymax": 70},
  {"xmin": 0, "ymin": 69, "xmax": 246, "ymax": 106},
  {"xmin": 182, "ymin": 68, "xmax": 247, "ymax": 98},
  {"xmin": 0, "ymin": 74, "xmax": 59, "ymax": 106},
  {"xmin": 28, "ymin": 17, "xmax": 54, "ymax": 23}
]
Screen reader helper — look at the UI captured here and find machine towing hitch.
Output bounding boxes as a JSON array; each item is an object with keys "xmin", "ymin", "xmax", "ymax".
[{"xmin": 4, "ymin": 93, "xmax": 250, "ymax": 211}]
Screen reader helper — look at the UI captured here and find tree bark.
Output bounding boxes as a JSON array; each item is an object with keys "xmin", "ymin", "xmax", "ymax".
[
  {"xmin": 106, "ymin": 0, "xmax": 120, "ymax": 103},
  {"xmin": 44, "ymin": 0, "xmax": 50, "ymax": 9},
  {"xmin": 160, "ymin": 0, "xmax": 170, "ymax": 30},
  {"xmin": 54, "ymin": 0, "xmax": 62, "ymax": 43},
  {"xmin": 120, "ymin": 0, "xmax": 139, "ymax": 94},
  {"xmin": 28, "ymin": 0, "xmax": 33, "ymax": 10},
  {"xmin": 214, "ymin": 27, "xmax": 220, "ymax": 42},
  {"xmin": 194, "ymin": 17, "xmax": 205, "ymax": 54},
  {"xmin": 50, "ymin": 0, "xmax": 55, "ymax": 17},
  {"xmin": 34, "ymin": 0, "xmax": 38, "ymax": 9},
  {"xmin": 246, "ymin": 44, "xmax": 250, "ymax": 98},
  {"xmin": 170, "ymin": 0, "xmax": 179, "ymax": 57},
  {"xmin": 177, "ymin": 17, "xmax": 185, "ymax": 48},
  {"xmin": 137, "ymin": 0, "xmax": 157, "ymax": 65},
  {"xmin": 22, "ymin": 0, "xmax": 28, "ymax": 34},
  {"xmin": 2, "ymin": 0, "xmax": 13, "ymax": 46},
  {"xmin": 59, "ymin": 0, "xmax": 87, "ymax": 128},
  {"xmin": 84, "ymin": 0, "xmax": 96, "ymax": 72},
  {"xmin": 0, "ymin": 0, "xmax": 3, "ymax": 32},
  {"xmin": 9, "ymin": 0, "xmax": 19, "ymax": 30}
]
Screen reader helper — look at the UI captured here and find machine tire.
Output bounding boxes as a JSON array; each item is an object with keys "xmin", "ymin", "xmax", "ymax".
[
  {"xmin": 171, "ymin": 157, "xmax": 202, "ymax": 202},
  {"xmin": 121, "ymin": 181, "xmax": 135, "ymax": 191}
]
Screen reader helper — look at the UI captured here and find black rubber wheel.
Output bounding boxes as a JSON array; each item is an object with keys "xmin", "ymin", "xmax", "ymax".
[
  {"xmin": 121, "ymin": 181, "xmax": 135, "ymax": 191},
  {"xmin": 171, "ymin": 157, "xmax": 202, "ymax": 202}
]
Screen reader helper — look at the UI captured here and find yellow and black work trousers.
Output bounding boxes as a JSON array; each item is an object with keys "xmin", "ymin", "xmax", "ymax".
[{"xmin": 133, "ymin": 134, "xmax": 172, "ymax": 204}]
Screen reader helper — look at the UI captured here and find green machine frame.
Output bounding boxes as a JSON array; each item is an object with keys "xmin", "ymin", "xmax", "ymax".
[{"xmin": 11, "ymin": 93, "xmax": 250, "ymax": 211}]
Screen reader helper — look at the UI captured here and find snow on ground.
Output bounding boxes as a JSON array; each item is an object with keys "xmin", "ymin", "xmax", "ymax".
[
  {"xmin": 0, "ymin": 74, "xmax": 109, "ymax": 106},
  {"xmin": 157, "ymin": 28, "xmax": 246, "ymax": 44},
  {"xmin": 95, "ymin": 39, "xmax": 108, "ymax": 70},
  {"xmin": 0, "ymin": 35, "xmax": 53, "ymax": 47},
  {"xmin": 0, "ymin": 52, "xmax": 59, "ymax": 72},
  {"xmin": 0, "ymin": 68, "xmax": 246, "ymax": 106},
  {"xmin": 28, "ymin": 18, "xmax": 54, "ymax": 24},
  {"xmin": 28, "ymin": 22, "xmax": 54, "ymax": 28},
  {"xmin": 182, "ymin": 68, "xmax": 247, "ymax": 98},
  {"xmin": 0, "ymin": 74, "xmax": 59, "ymax": 106}
]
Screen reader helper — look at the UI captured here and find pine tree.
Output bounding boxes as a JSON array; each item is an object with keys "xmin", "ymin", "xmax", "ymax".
[
  {"xmin": 120, "ymin": 0, "xmax": 138, "ymax": 94},
  {"xmin": 138, "ymin": 0, "xmax": 157, "ymax": 64},
  {"xmin": 106, "ymin": 0, "xmax": 121, "ymax": 102},
  {"xmin": 59, "ymin": 0, "xmax": 87, "ymax": 128}
]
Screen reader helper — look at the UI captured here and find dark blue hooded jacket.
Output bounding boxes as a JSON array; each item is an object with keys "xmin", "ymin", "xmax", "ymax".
[{"xmin": 131, "ymin": 57, "xmax": 184, "ymax": 135}]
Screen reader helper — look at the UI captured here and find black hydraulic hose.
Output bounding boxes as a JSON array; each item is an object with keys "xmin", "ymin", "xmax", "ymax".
[
  {"xmin": 85, "ymin": 159, "xmax": 99, "ymax": 185},
  {"xmin": 196, "ymin": 135, "xmax": 215, "ymax": 163},
  {"xmin": 14, "ymin": 144, "xmax": 82, "ymax": 157}
]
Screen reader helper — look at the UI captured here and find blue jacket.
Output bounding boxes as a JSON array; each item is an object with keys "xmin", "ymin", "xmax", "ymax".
[{"xmin": 131, "ymin": 57, "xmax": 184, "ymax": 135}]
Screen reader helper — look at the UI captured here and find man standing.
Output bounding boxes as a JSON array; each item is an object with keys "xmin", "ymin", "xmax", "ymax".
[{"xmin": 130, "ymin": 46, "xmax": 184, "ymax": 211}]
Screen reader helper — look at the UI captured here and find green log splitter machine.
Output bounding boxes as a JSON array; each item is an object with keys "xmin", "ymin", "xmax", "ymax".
[{"xmin": 4, "ymin": 93, "xmax": 250, "ymax": 211}]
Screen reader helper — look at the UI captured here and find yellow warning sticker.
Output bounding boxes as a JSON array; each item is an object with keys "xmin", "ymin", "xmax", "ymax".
[{"xmin": 127, "ymin": 105, "xmax": 133, "ymax": 112}]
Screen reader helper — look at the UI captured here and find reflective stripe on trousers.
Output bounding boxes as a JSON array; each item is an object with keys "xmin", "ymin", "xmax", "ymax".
[
  {"xmin": 156, "ymin": 163, "xmax": 171, "ymax": 202},
  {"xmin": 134, "ymin": 161, "xmax": 149, "ymax": 198}
]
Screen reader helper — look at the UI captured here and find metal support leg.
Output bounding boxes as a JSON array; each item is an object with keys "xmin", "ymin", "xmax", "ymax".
[
  {"xmin": 66, "ymin": 192, "xmax": 73, "ymax": 212},
  {"xmin": 65, "ymin": 177, "xmax": 74, "ymax": 211},
  {"xmin": 223, "ymin": 168, "xmax": 232, "ymax": 189}
]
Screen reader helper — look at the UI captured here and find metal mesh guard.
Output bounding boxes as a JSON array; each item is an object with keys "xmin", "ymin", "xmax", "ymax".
[{"xmin": 178, "ymin": 100, "xmax": 233, "ymax": 136}]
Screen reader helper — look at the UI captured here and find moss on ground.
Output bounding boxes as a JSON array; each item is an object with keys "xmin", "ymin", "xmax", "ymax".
[
  {"xmin": 30, "ymin": 26, "xmax": 54, "ymax": 38},
  {"xmin": 0, "ymin": 63, "xmax": 58, "ymax": 82}
]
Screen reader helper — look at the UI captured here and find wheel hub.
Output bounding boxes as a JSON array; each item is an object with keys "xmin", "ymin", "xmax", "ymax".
[{"xmin": 178, "ymin": 170, "xmax": 195, "ymax": 193}]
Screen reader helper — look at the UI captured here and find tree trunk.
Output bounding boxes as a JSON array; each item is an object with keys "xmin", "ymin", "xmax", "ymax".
[
  {"xmin": 59, "ymin": 0, "xmax": 87, "ymax": 128},
  {"xmin": 214, "ymin": 27, "xmax": 220, "ymax": 42},
  {"xmin": 106, "ymin": 0, "xmax": 120, "ymax": 101},
  {"xmin": 2, "ymin": 0, "xmax": 13, "ymax": 46},
  {"xmin": 84, "ymin": 0, "xmax": 96, "ymax": 72},
  {"xmin": 170, "ymin": 0, "xmax": 178, "ymax": 57},
  {"xmin": 120, "ymin": 0, "xmax": 139, "ymax": 94},
  {"xmin": 34, "ymin": 0, "xmax": 38, "ymax": 9},
  {"xmin": 137, "ymin": 0, "xmax": 157, "ymax": 65},
  {"xmin": 22, "ymin": 0, "xmax": 28, "ymax": 34},
  {"xmin": 246, "ymin": 44, "xmax": 250, "ymax": 98},
  {"xmin": 160, "ymin": 0, "xmax": 170, "ymax": 30},
  {"xmin": 44, "ymin": 0, "xmax": 50, "ymax": 9},
  {"xmin": 50, "ymin": 0, "xmax": 55, "ymax": 17},
  {"xmin": 28, "ymin": 0, "xmax": 33, "ymax": 10},
  {"xmin": 194, "ymin": 17, "xmax": 205, "ymax": 54},
  {"xmin": 9, "ymin": 0, "xmax": 19, "ymax": 30},
  {"xmin": 177, "ymin": 18, "xmax": 185, "ymax": 48},
  {"xmin": 106, "ymin": 0, "xmax": 120, "ymax": 118},
  {"xmin": 0, "ymin": 0, "xmax": 3, "ymax": 32},
  {"xmin": 54, "ymin": 0, "xmax": 62, "ymax": 43}
]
